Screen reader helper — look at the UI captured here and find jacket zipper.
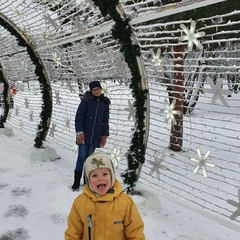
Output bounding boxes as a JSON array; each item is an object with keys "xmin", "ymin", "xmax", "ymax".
[
  {"xmin": 90, "ymin": 98, "xmax": 99, "ymax": 144},
  {"xmin": 87, "ymin": 214, "xmax": 92, "ymax": 240}
]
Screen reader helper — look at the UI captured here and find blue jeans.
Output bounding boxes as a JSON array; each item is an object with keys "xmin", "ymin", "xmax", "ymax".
[{"xmin": 75, "ymin": 144, "xmax": 95, "ymax": 172}]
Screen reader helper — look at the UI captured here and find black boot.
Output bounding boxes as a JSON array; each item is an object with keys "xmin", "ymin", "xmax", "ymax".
[{"xmin": 72, "ymin": 170, "xmax": 82, "ymax": 191}]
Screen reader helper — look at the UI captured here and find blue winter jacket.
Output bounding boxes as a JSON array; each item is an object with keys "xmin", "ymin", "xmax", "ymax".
[{"xmin": 75, "ymin": 91, "xmax": 110, "ymax": 147}]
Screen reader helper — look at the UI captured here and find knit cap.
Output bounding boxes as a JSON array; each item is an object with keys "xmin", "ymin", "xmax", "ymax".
[
  {"xmin": 84, "ymin": 151, "xmax": 115, "ymax": 191},
  {"xmin": 89, "ymin": 81, "xmax": 102, "ymax": 91}
]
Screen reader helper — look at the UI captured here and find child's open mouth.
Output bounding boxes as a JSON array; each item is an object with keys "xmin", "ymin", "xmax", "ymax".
[{"xmin": 97, "ymin": 184, "xmax": 106, "ymax": 190}]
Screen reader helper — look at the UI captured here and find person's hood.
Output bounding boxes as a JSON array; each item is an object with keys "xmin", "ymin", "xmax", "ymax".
[{"xmin": 83, "ymin": 91, "xmax": 110, "ymax": 104}]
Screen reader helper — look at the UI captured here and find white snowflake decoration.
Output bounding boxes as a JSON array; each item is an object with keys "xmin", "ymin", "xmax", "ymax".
[
  {"xmin": 190, "ymin": 148, "xmax": 215, "ymax": 178},
  {"xmin": 21, "ymin": 60, "xmax": 29, "ymax": 72},
  {"xmin": 204, "ymin": 78, "xmax": 232, "ymax": 106},
  {"xmin": 179, "ymin": 21, "xmax": 206, "ymax": 51},
  {"xmin": 161, "ymin": 98, "xmax": 182, "ymax": 125},
  {"xmin": 40, "ymin": 30, "xmax": 52, "ymax": 44},
  {"xmin": 52, "ymin": 53, "xmax": 62, "ymax": 66},
  {"xmin": 101, "ymin": 82, "xmax": 111, "ymax": 99},
  {"xmin": 55, "ymin": 90, "xmax": 61, "ymax": 105},
  {"xmin": 65, "ymin": 116, "xmax": 71, "ymax": 131},
  {"xmin": 227, "ymin": 188, "xmax": 240, "ymax": 220},
  {"xmin": 49, "ymin": 123, "xmax": 57, "ymax": 137},
  {"xmin": 110, "ymin": 147, "xmax": 122, "ymax": 168},
  {"xmin": 150, "ymin": 48, "xmax": 165, "ymax": 72},
  {"xmin": 43, "ymin": 13, "xmax": 59, "ymax": 30},
  {"xmin": 149, "ymin": 151, "xmax": 168, "ymax": 180},
  {"xmin": 11, "ymin": 7, "xmax": 25, "ymax": 19},
  {"xmin": 124, "ymin": 100, "xmax": 135, "ymax": 121}
]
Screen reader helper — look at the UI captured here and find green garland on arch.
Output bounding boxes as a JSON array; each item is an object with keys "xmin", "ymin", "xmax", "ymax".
[
  {"xmin": 0, "ymin": 15, "xmax": 52, "ymax": 148},
  {"xmin": 92, "ymin": 0, "xmax": 148, "ymax": 192}
]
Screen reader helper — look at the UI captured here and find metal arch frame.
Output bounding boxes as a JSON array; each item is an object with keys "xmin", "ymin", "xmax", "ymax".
[{"xmin": 0, "ymin": 13, "xmax": 52, "ymax": 148}]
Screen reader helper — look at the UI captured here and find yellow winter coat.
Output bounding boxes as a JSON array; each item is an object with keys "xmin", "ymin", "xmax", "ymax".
[{"xmin": 65, "ymin": 179, "xmax": 145, "ymax": 240}]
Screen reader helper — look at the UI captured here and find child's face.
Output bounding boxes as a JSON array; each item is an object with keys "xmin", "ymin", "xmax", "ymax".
[{"xmin": 89, "ymin": 168, "xmax": 111, "ymax": 195}]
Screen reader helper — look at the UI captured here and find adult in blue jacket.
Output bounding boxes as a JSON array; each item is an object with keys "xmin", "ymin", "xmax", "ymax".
[{"xmin": 72, "ymin": 81, "xmax": 110, "ymax": 191}]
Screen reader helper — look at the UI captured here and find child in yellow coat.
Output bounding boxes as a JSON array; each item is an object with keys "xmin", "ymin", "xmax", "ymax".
[{"xmin": 65, "ymin": 151, "xmax": 146, "ymax": 240}]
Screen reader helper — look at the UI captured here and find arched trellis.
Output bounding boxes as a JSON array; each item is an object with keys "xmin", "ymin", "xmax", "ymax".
[
  {"xmin": 0, "ymin": 13, "xmax": 52, "ymax": 148},
  {"xmin": 0, "ymin": 0, "xmax": 240, "ymax": 233},
  {"xmin": 0, "ymin": 63, "xmax": 9, "ymax": 128}
]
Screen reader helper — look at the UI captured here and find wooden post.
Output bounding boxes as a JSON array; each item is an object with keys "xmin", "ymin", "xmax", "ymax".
[{"xmin": 169, "ymin": 45, "xmax": 184, "ymax": 151}]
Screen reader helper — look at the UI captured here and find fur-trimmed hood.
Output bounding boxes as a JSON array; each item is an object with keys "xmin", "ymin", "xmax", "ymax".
[{"xmin": 83, "ymin": 91, "xmax": 111, "ymax": 105}]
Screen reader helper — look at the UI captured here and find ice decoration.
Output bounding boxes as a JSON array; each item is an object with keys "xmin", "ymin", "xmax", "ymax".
[
  {"xmin": 11, "ymin": 7, "xmax": 25, "ymax": 19},
  {"xmin": 150, "ymin": 48, "xmax": 165, "ymax": 72},
  {"xmin": 52, "ymin": 53, "xmax": 62, "ymax": 66},
  {"xmin": 110, "ymin": 147, "xmax": 122, "ymax": 168},
  {"xmin": 179, "ymin": 21, "xmax": 206, "ymax": 51},
  {"xmin": 161, "ymin": 98, "xmax": 181, "ymax": 125},
  {"xmin": 101, "ymin": 82, "xmax": 111, "ymax": 99},
  {"xmin": 204, "ymin": 78, "xmax": 232, "ymax": 106},
  {"xmin": 190, "ymin": 148, "xmax": 215, "ymax": 178},
  {"xmin": 49, "ymin": 123, "xmax": 57, "ymax": 137},
  {"xmin": 149, "ymin": 151, "xmax": 168, "ymax": 180},
  {"xmin": 124, "ymin": 100, "xmax": 135, "ymax": 121},
  {"xmin": 64, "ymin": 116, "xmax": 71, "ymax": 131},
  {"xmin": 227, "ymin": 188, "xmax": 240, "ymax": 220}
]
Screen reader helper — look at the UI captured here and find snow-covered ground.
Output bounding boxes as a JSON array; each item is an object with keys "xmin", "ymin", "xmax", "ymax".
[{"xmin": 0, "ymin": 125, "xmax": 239, "ymax": 240}]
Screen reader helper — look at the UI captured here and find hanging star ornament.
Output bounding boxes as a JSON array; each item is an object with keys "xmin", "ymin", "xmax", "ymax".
[
  {"xmin": 110, "ymin": 147, "xmax": 122, "ymax": 168},
  {"xmin": 149, "ymin": 151, "xmax": 168, "ymax": 180},
  {"xmin": 227, "ymin": 188, "xmax": 240, "ymax": 220},
  {"xmin": 190, "ymin": 148, "xmax": 215, "ymax": 178},
  {"xmin": 178, "ymin": 21, "xmax": 206, "ymax": 51},
  {"xmin": 204, "ymin": 78, "xmax": 232, "ymax": 106},
  {"xmin": 161, "ymin": 98, "xmax": 181, "ymax": 125},
  {"xmin": 149, "ymin": 48, "xmax": 165, "ymax": 72}
]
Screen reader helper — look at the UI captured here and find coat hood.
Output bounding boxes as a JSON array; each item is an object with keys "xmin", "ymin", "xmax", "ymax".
[{"xmin": 83, "ymin": 91, "xmax": 110, "ymax": 105}]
